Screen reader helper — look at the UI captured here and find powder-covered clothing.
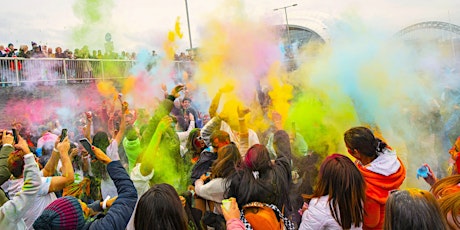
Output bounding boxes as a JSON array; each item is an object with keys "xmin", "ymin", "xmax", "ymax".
[
  {"xmin": 299, "ymin": 195, "xmax": 362, "ymax": 230},
  {"xmin": 201, "ymin": 116, "xmax": 260, "ymax": 156},
  {"xmin": 6, "ymin": 173, "xmax": 57, "ymax": 229},
  {"xmin": 356, "ymin": 148, "xmax": 406, "ymax": 230},
  {"xmin": 130, "ymin": 163, "xmax": 154, "ymax": 198},
  {"xmin": 0, "ymin": 144, "xmax": 14, "ymax": 186},
  {"xmin": 101, "ymin": 140, "xmax": 119, "ymax": 199},
  {"xmin": 122, "ymin": 137, "xmax": 142, "ymax": 173},
  {"xmin": 0, "ymin": 153, "xmax": 42, "ymax": 230}
]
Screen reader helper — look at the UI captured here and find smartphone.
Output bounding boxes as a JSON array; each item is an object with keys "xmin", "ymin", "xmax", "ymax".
[
  {"xmin": 12, "ymin": 128, "xmax": 18, "ymax": 144},
  {"xmin": 60, "ymin": 129, "xmax": 68, "ymax": 142},
  {"xmin": 79, "ymin": 138, "xmax": 96, "ymax": 159}
]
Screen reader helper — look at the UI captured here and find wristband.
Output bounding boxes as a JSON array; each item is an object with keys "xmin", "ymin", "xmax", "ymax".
[
  {"xmin": 167, "ymin": 95, "xmax": 176, "ymax": 102},
  {"xmin": 102, "ymin": 195, "xmax": 111, "ymax": 210},
  {"xmin": 53, "ymin": 148, "xmax": 59, "ymax": 153},
  {"xmin": 238, "ymin": 117, "xmax": 245, "ymax": 121}
]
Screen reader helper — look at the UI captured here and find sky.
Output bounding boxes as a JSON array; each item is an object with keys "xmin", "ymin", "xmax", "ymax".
[{"xmin": 1, "ymin": 0, "xmax": 459, "ymax": 54}]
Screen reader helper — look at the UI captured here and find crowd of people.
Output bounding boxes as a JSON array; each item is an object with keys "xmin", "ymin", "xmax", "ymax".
[
  {"xmin": 0, "ymin": 42, "xmax": 195, "ymax": 62},
  {"xmin": 0, "ymin": 42, "xmax": 137, "ymax": 60},
  {"xmin": 0, "ymin": 82, "xmax": 458, "ymax": 230}
]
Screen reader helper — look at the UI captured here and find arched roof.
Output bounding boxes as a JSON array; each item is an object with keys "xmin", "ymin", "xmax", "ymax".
[{"xmin": 396, "ymin": 21, "xmax": 460, "ymax": 37}]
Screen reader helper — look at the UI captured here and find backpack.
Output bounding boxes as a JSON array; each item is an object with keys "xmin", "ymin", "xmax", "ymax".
[{"xmin": 241, "ymin": 202, "xmax": 295, "ymax": 230}]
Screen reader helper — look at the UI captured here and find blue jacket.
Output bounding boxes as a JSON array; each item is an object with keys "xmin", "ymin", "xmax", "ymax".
[{"xmin": 84, "ymin": 160, "xmax": 138, "ymax": 230}]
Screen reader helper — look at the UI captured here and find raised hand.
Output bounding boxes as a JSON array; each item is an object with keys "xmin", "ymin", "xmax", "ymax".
[
  {"xmin": 237, "ymin": 106, "xmax": 250, "ymax": 119},
  {"xmin": 157, "ymin": 116, "xmax": 173, "ymax": 134},
  {"xmin": 219, "ymin": 84, "xmax": 234, "ymax": 94},
  {"xmin": 170, "ymin": 84, "xmax": 185, "ymax": 98},
  {"xmin": 1, "ymin": 130, "xmax": 14, "ymax": 146}
]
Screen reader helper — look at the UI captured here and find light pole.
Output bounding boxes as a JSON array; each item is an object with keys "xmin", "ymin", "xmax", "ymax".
[
  {"xmin": 185, "ymin": 0, "xmax": 193, "ymax": 52},
  {"xmin": 274, "ymin": 4, "xmax": 298, "ymax": 50}
]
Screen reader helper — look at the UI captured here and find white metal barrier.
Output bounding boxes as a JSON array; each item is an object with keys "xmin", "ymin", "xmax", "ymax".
[{"xmin": 0, "ymin": 57, "xmax": 142, "ymax": 86}]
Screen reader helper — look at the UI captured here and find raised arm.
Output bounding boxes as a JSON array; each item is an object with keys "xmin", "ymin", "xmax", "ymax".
[
  {"xmin": 0, "ymin": 131, "xmax": 14, "ymax": 184},
  {"xmin": 48, "ymin": 137, "xmax": 75, "ymax": 192},
  {"xmin": 0, "ymin": 153, "xmax": 41, "ymax": 223},
  {"xmin": 177, "ymin": 113, "xmax": 195, "ymax": 144},
  {"xmin": 85, "ymin": 113, "xmax": 93, "ymax": 143},
  {"xmin": 141, "ymin": 84, "xmax": 183, "ymax": 144},
  {"xmin": 89, "ymin": 146, "xmax": 137, "ymax": 230},
  {"xmin": 42, "ymin": 138, "xmax": 62, "ymax": 177},
  {"xmin": 114, "ymin": 102, "xmax": 128, "ymax": 145},
  {"xmin": 0, "ymin": 135, "xmax": 42, "ymax": 223},
  {"xmin": 140, "ymin": 116, "xmax": 172, "ymax": 176},
  {"xmin": 237, "ymin": 106, "xmax": 250, "ymax": 155},
  {"xmin": 209, "ymin": 84, "xmax": 233, "ymax": 118}
]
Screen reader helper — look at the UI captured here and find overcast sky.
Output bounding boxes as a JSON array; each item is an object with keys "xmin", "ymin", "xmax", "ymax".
[{"xmin": 1, "ymin": 0, "xmax": 459, "ymax": 53}]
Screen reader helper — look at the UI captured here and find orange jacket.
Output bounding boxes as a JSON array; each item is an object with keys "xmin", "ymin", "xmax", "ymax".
[{"xmin": 357, "ymin": 157, "xmax": 406, "ymax": 230}]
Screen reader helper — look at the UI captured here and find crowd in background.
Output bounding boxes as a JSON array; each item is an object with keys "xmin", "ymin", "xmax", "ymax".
[
  {"xmin": 0, "ymin": 81, "xmax": 458, "ymax": 230},
  {"xmin": 0, "ymin": 42, "xmax": 197, "ymax": 62}
]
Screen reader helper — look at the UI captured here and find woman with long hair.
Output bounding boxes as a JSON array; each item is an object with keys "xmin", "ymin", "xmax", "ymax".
[
  {"xmin": 195, "ymin": 143, "xmax": 241, "ymax": 214},
  {"xmin": 227, "ymin": 144, "xmax": 291, "ymax": 210},
  {"xmin": 344, "ymin": 126, "xmax": 406, "ymax": 230},
  {"xmin": 384, "ymin": 189, "xmax": 448, "ymax": 230},
  {"xmin": 299, "ymin": 154, "xmax": 365, "ymax": 229},
  {"xmin": 134, "ymin": 183, "xmax": 188, "ymax": 230},
  {"xmin": 226, "ymin": 144, "xmax": 295, "ymax": 229},
  {"xmin": 85, "ymin": 101, "xmax": 127, "ymax": 200}
]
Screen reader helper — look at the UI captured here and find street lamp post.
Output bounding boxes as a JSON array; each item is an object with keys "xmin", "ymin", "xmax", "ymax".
[
  {"xmin": 274, "ymin": 4, "xmax": 298, "ymax": 49},
  {"xmin": 185, "ymin": 0, "xmax": 193, "ymax": 51}
]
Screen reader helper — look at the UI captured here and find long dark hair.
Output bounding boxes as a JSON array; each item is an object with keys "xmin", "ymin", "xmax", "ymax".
[
  {"xmin": 344, "ymin": 126, "xmax": 387, "ymax": 157},
  {"xmin": 308, "ymin": 154, "xmax": 365, "ymax": 228},
  {"xmin": 92, "ymin": 131, "xmax": 110, "ymax": 180},
  {"xmin": 211, "ymin": 143, "xmax": 241, "ymax": 179},
  {"xmin": 232, "ymin": 144, "xmax": 291, "ymax": 209},
  {"xmin": 384, "ymin": 189, "xmax": 448, "ymax": 230},
  {"xmin": 135, "ymin": 183, "xmax": 188, "ymax": 230}
]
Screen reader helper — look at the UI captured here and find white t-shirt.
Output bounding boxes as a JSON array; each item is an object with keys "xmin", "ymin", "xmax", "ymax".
[
  {"xmin": 6, "ymin": 172, "xmax": 57, "ymax": 230},
  {"xmin": 126, "ymin": 163, "xmax": 155, "ymax": 230},
  {"xmin": 101, "ymin": 140, "xmax": 119, "ymax": 198}
]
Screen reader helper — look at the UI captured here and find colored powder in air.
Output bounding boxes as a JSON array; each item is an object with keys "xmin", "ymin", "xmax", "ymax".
[
  {"xmin": 164, "ymin": 17, "xmax": 183, "ymax": 60},
  {"xmin": 266, "ymin": 61, "xmax": 293, "ymax": 127},
  {"xmin": 286, "ymin": 13, "xmax": 445, "ymax": 189},
  {"xmin": 72, "ymin": 0, "xmax": 115, "ymax": 48}
]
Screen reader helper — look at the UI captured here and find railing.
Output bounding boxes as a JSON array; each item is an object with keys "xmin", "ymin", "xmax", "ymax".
[{"xmin": 0, "ymin": 57, "xmax": 196, "ymax": 86}]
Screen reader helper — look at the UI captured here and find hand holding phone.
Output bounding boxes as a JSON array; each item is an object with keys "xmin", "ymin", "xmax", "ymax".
[
  {"xmin": 60, "ymin": 129, "xmax": 68, "ymax": 142},
  {"xmin": 79, "ymin": 138, "xmax": 96, "ymax": 159},
  {"xmin": 12, "ymin": 128, "xmax": 18, "ymax": 144}
]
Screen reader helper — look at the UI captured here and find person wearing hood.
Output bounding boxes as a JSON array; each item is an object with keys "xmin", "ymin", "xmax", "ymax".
[
  {"xmin": 344, "ymin": 126, "xmax": 406, "ymax": 230},
  {"xmin": 122, "ymin": 126, "xmax": 142, "ymax": 173}
]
